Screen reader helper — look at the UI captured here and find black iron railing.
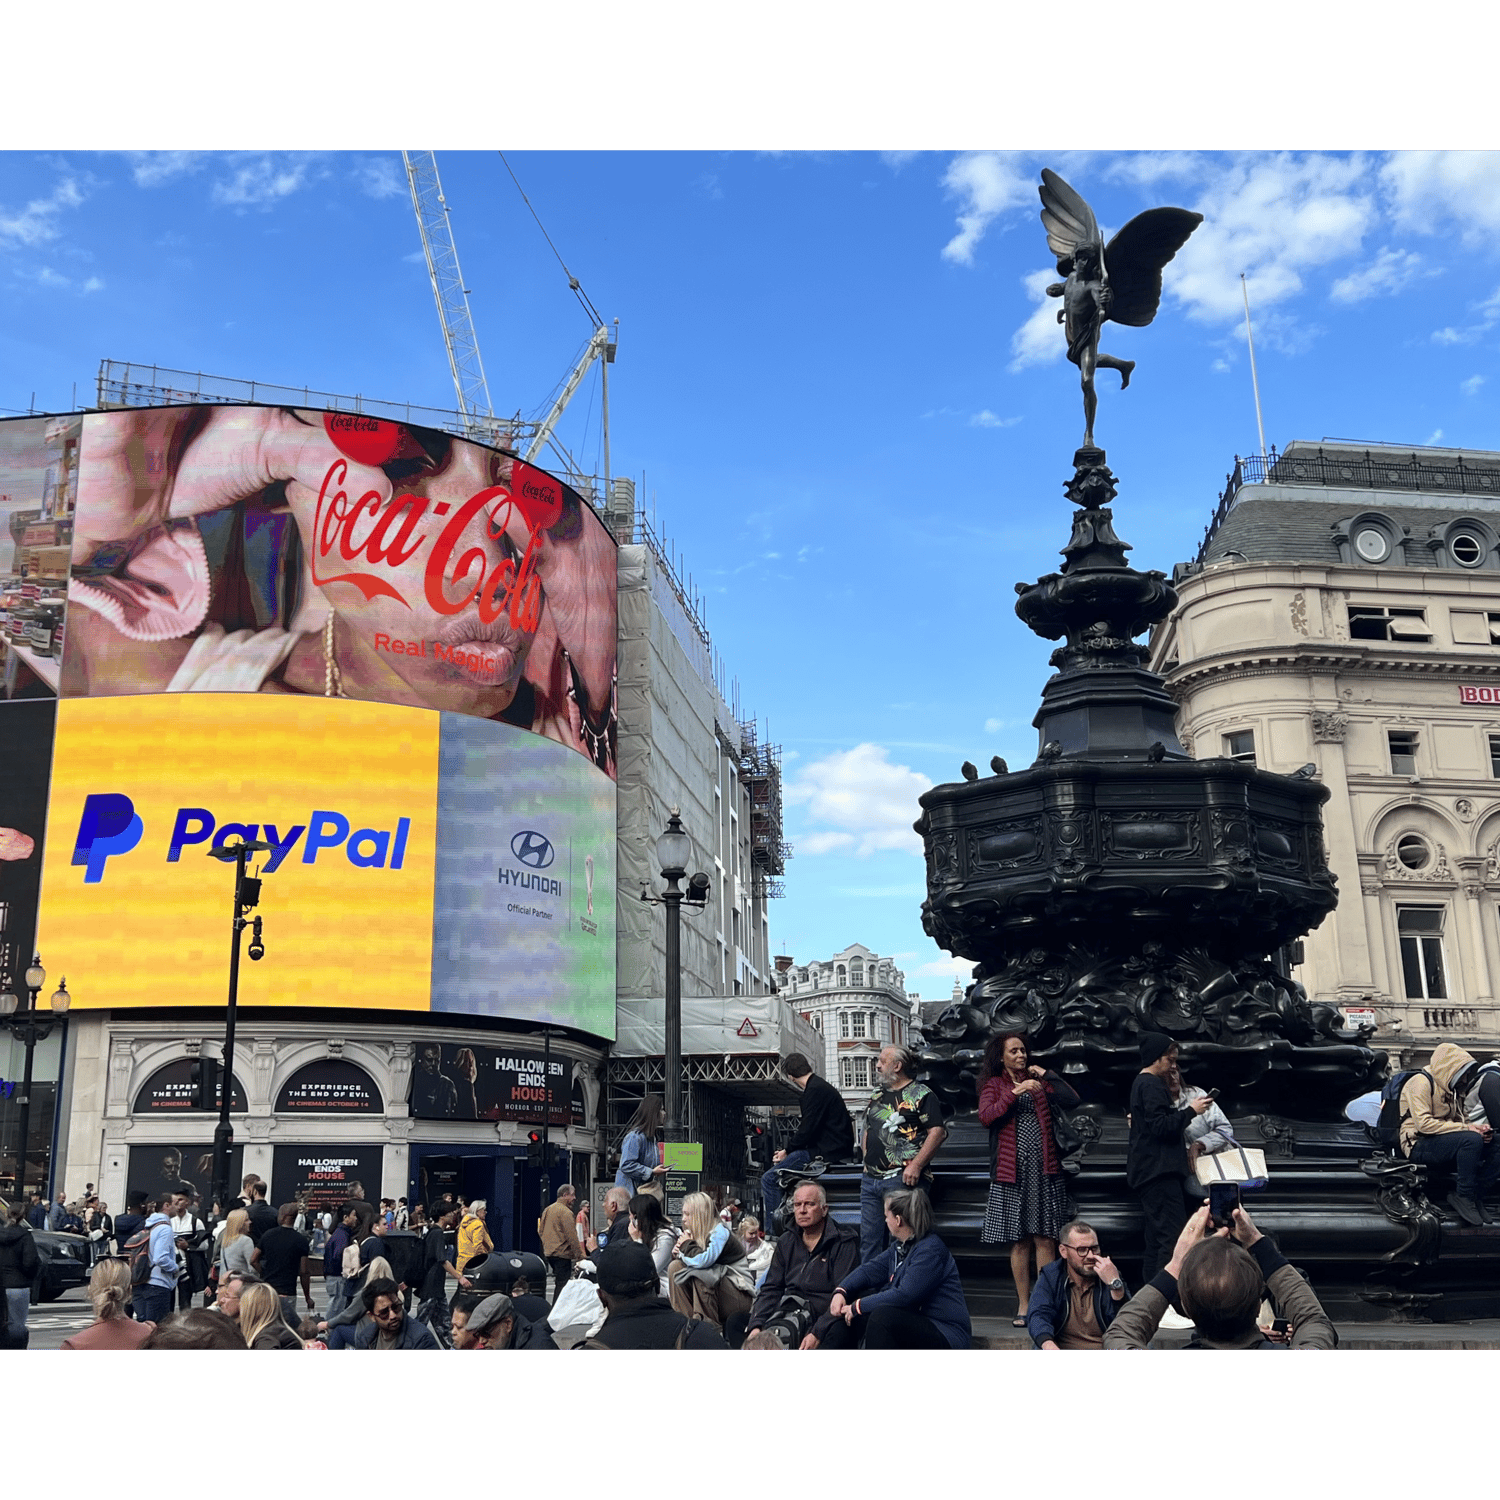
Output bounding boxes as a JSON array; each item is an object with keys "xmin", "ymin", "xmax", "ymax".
[{"xmin": 1195, "ymin": 445, "xmax": 1500, "ymax": 562}]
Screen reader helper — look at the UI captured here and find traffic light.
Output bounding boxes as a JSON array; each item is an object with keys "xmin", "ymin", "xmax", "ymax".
[
  {"xmin": 526, "ymin": 1130, "xmax": 544, "ymax": 1167},
  {"xmin": 748, "ymin": 1124, "xmax": 771, "ymax": 1168},
  {"xmin": 189, "ymin": 1054, "xmax": 219, "ymax": 1111}
]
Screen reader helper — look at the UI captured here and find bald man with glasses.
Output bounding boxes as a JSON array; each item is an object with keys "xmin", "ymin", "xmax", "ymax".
[{"xmin": 1025, "ymin": 1221, "xmax": 1128, "ymax": 1350}]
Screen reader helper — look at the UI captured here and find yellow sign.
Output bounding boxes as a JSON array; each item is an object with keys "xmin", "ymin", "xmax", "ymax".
[{"xmin": 37, "ymin": 694, "xmax": 439, "ymax": 1010}]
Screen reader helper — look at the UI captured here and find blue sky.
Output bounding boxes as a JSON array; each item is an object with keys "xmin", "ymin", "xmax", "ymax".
[{"xmin": 7, "ymin": 146, "xmax": 1500, "ymax": 995}]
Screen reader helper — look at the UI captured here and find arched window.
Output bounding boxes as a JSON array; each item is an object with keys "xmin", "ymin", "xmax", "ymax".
[{"xmin": 836, "ymin": 965, "xmax": 847, "ymax": 986}]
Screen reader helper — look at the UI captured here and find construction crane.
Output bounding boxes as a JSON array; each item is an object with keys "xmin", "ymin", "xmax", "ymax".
[
  {"xmin": 402, "ymin": 150, "xmax": 615, "ymax": 489},
  {"xmin": 401, "ymin": 151, "xmax": 510, "ymax": 447}
]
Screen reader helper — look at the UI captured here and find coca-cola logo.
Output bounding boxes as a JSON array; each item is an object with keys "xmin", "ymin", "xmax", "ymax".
[
  {"xmin": 312, "ymin": 459, "xmax": 544, "ymax": 631},
  {"xmin": 323, "ymin": 413, "xmax": 403, "ymax": 468}
]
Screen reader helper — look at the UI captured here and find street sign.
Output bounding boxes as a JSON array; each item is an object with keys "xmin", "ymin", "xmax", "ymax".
[
  {"xmin": 663, "ymin": 1141, "xmax": 703, "ymax": 1171},
  {"xmin": 664, "ymin": 1171, "xmax": 700, "ymax": 1218},
  {"xmin": 737, "ymin": 1017, "xmax": 759, "ymax": 1037}
]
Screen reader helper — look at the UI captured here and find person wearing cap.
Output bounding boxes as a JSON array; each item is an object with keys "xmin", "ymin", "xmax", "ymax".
[
  {"xmin": 1400, "ymin": 1042, "xmax": 1500, "ymax": 1226},
  {"xmin": 456, "ymin": 1292, "xmax": 558, "ymax": 1349},
  {"xmin": 583, "ymin": 1242, "xmax": 728, "ymax": 1349},
  {"xmin": 1128, "ymin": 1033, "xmax": 1214, "ymax": 1285}
]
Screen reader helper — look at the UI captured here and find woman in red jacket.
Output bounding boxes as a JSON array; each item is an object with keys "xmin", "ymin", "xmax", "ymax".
[{"xmin": 977, "ymin": 1033, "xmax": 1080, "ymax": 1326}]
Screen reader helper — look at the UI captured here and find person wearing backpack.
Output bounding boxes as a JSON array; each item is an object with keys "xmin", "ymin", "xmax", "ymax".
[
  {"xmin": 1397, "ymin": 1043, "xmax": 1499, "ymax": 1226},
  {"xmin": 131, "ymin": 1196, "xmax": 182, "ymax": 1323},
  {"xmin": 1, "ymin": 1203, "xmax": 42, "ymax": 1349}
]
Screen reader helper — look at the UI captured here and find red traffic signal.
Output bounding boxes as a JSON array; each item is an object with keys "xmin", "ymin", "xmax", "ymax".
[{"xmin": 527, "ymin": 1130, "xmax": 543, "ymax": 1144}]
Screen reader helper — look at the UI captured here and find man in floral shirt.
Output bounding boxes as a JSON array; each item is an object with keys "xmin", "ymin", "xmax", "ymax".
[{"xmin": 859, "ymin": 1046, "xmax": 947, "ymax": 1261}]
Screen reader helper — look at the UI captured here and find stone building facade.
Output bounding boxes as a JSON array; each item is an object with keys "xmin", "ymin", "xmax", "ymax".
[
  {"xmin": 1149, "ymin": 440, "xmax": 1500, "ymax": 1058},
  {"xmin": 775, "ymin": 944, "xmax": 918, "ymax": 1124}
]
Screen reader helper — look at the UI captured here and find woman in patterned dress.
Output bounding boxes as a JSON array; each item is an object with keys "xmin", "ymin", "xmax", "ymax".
[{"xmin": 977, "ymin": 1033, "xmax": 1080, "ymax": 1326}]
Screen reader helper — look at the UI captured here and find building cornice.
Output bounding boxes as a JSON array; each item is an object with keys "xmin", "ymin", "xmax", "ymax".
[{"xmin": 1164, "ymin": 645, "xmax": 1500, "ymax": 698}]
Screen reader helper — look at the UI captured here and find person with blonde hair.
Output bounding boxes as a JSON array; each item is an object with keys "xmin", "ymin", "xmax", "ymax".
[
  {"xmin": 60, "ymin": 1258, "xmax": 155, "ymax": 1349},
  {"xmin": 217, "ymin": 1207, "xmax": 257, "ymax": 1280},
  {"xmin": 668, "ymin": 1191, "xmax": 756, "ymax": 1331},
  {"xmin": 239, "ymin": 1281, "xmax": 303, "ymax": 1348},
  {"xmin": 321, "ymin": 1254, "xmax": 395, "ymax": 1348},
  {"xmin": 457, "ymin": 1200, "xmax": 493, "ymax": 1273}
]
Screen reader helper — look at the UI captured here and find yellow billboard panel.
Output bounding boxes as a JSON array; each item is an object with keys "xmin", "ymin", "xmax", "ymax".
[{"xmin": 37, "ymin": 694, "xmax": 439, "ymax": 1010}]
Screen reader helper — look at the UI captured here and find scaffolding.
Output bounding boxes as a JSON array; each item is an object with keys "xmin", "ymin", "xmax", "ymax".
[{"xmin": 738, "ymin": 718, "xmax": 789, "ymax": 901}]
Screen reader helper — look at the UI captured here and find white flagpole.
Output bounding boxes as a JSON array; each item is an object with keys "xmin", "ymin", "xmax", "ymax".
[{"xmin": 1241, "ymin": 273, "xmax": 1268, "ymax": 462}]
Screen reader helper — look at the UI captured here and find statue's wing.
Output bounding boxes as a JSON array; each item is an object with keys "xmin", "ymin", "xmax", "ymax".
[
  {"xmin": 1102, "ymin": 207, "xmax": 1203, "ymax": 326},
  {"xmin": 1038, "ymin": 168, "xmax": 1100, "ymax": 261}
]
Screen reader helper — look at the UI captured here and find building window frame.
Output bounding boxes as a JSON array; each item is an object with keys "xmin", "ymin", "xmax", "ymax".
[
  {"xmin": 1398, "ymin": 905, "xmax": 1449, "ymax": 1002},
  {"xmin": 1224, "ymin": 729, "xmax": 1256, "ymax": 765},
  {"xmin": 1349, "ymin": 605, "xmax": 1431, "ymax": 642},
  {"xmin": 1388, "ymin": 729, "xmax": 1419, "ymax": 776}
]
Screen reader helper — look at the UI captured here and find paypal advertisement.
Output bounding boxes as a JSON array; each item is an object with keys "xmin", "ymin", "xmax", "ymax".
[{"xmin": 33, "ymin": 694, "xmax": 616, "ymax": 1036}]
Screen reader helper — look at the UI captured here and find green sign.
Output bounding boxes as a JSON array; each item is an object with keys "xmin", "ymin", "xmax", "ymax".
[
  {"xmin": 664, "ymin": 1141, "xmax": 703, "ymax": 1171},
  {"xmin": 664, "ymin": 1170, "xmax": 700, "ymax": 1218}
]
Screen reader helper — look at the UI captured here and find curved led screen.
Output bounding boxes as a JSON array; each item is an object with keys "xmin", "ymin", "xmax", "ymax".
[{"xmin": 3, "ymin": 407, "xmax": 617, "ymax": 1038}]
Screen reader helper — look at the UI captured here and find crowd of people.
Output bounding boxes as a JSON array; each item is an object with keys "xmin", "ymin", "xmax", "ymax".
[{"xmin": 18, "ymin": 1027, "xmax": 1498, "ymax": 1351}]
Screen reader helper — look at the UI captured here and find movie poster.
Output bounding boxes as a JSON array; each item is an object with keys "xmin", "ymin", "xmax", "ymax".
[
  {"xmin": 409, "ymin": 1040, "xmax": 582, "ymax": 1125},
  {"xmin": 270, "ymin": 1144, "xmax": 385, "ymax": 1215},
  {"xmin": 126, "ymin": 1142, "xmax": 245, "ymax": 1210}
]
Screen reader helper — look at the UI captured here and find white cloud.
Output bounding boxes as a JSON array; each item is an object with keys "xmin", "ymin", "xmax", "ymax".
[
  {"xmin": 1426, "ymin": 429, "xmax": 1445, "ymax": 445},
  {"xmin": 212, "ymin": 156, "xmax": 310, "ymax": 207},
  {"xmin": 1101, "ymin": 152, "xmax": 1206, "ymax": 189},
  {"xmin": 1329, "ymin": 247, "xmax": 1425, "ymax": 303},
  {"xmin": 356, "ymin": 156, "xmax": 404, "ymax": 200},
  {"xmin": 1171, "ymin": 153, "xmax": 1376, "ymax": 323},
  {"xmin": 940, "ymin": 150, "xmax": 1033, "ymax": 264},
  {"xmin": 0, "ymin": 178, "xmax": 83, "ymax": 247},
  {"xmin": 1432, "ymin": 284, "xmax": 1500, "ymax": 345},
  {"xmin": 82, "ymin": 275, "xmax": 103, "ymax": 293},
  {"xmin": 1382, "ymin": 151, "xmax": 1500, "ymax": 243},
  {"xmin": 784, "ymin": 743, "xmax": 930, "ymax": 857},
  {"xmin": 880, "ymin": 151, "xmax": 920, "ymax": 171},
  {"xmin": 984, "ymin": 717, "xmax": 1005, "ymax": 733},
  {"xmin": 1463, "ymin": 374, "xmax": 1486, "ymax": 396},
  {"xmin": 1009, "ymin": 268, "xmax": 1065, "ymax": 371},
  {"xmin": 129, "ymin": 151, "xmax": 203, "ymax": 187},
  {"xmin": 969, "ymin": 409, "xmax": 1021, "ymax": 428}
]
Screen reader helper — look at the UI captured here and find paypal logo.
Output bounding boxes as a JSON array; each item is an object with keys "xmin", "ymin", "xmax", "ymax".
[
  {"xmin": 73, "ymin": 793, "xmax": 145, "ymax": 883},
  {"xmin": 73, "ymin": 795, "xmax": 412, "ymax": 882}
]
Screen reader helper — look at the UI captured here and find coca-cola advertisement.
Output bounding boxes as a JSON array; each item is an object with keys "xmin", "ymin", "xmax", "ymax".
[{"xmin": 56, "ymin": 407, "xmax": 617, "ymax": 778}]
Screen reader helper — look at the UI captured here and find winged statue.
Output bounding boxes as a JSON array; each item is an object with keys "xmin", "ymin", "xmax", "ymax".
[{"xmin": 1039, "ymin": 168, "xmax": 1202, "ymax": 449}]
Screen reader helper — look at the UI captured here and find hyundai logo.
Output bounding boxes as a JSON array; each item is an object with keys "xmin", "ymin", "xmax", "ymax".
[{"xmin": 511, "ymin": 831, "xmax": 555, "ymax": 869}]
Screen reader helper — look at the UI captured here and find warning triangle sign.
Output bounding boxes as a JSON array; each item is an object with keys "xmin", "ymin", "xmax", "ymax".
[{"xmin": 736, "ymin": 1017, "xmax": 759, "ymax": 1037}]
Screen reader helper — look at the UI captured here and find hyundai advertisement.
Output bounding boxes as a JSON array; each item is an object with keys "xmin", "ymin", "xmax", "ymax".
[{"xmin": 7, "ymin": 406, "xmax": 618, "ymax": 1039}]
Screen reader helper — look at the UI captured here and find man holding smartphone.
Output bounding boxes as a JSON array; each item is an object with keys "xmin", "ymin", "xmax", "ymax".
[
  {"xmin": 1104, "ymin": 1203, "xmax": 1336, "ymax": 1349},
  {"xmin": 1128, "ymin": 1034, "xmax": 1214, "ymax": 1285}
]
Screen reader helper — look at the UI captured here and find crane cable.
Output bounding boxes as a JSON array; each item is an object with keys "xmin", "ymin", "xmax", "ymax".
[{"xmin": 497, "ymin": 151, "xmax": 605, "ymax": 331}]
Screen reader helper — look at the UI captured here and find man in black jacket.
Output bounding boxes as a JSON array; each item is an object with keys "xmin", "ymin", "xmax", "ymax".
[
  {"xmin": 733, "ymin": 1180, "xmax": 859, "ymax": 1349},
  {"xmin": 762, "ymin": 1053, "xmax": 855, "ymax": 1230},
  {"xmin": 584, "ymin": 1242, "xmax": 727, "ymax": 1349},
  {"xmin": 1, "ymin": 1204, "xmax": 42, "ymax": 1349},
  {"xmin": 1128, "ymin": 1033, "xmax": 1213, "ymax": 1285}
]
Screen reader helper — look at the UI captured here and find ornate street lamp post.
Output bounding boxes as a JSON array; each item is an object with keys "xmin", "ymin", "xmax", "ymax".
[
  {"xmin": 643, "ymin": 810, "xmax": 710, "ymax": 1144},
  {"xmin": 0, "ymin": 955, "xmax": 72, "ymax": 1204}
]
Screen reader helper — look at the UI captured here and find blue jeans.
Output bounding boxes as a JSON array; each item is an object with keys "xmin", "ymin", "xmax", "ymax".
[
  {"xmin": 1410, "ymin": 1130, "xmax": 1500, "ymax": 1200},
  {"xmin": 5, "ymin": 1287, "xmax": 29, "ymax": 1343},
  {"xmin": 133, "ymin": 1283, "xmax": 173, "ymax": 1323},
  {"xmin": 860, "ymin": 1174, "xmax": 898, "ymax": 1263},
  {"xmin": 325, "ymin": 1275, "xmax": 347, "ymax": 1319},
  {"xmin": 761, "ymin": 1150, "xmax": 811, "ymax": 1228}
]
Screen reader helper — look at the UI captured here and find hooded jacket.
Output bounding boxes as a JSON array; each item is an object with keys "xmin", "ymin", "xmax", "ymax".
[
  {"xmin": 1399, "ymin": 1042, "xmax": 1478, "ymax": 1155},
  {"xmin": 0, "ymin": 1222, "xmax": 41, "ymax": 1290},
  {"xmin": 144, "ymin": 1211, "xmax": 179, "ymax": 1290}
]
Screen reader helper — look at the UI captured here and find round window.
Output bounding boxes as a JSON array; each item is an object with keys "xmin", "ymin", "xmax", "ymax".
[
  {"xmin": 1354, "ymin": 527, "xmax": 1390, "ymax": 562},
  {"xmin": 1451, "ymin": 533, "xmax": 1485, "ymax": 567},
  {"xmin": 1396, "ymin": 834, "xmax": 1431, "ymax": 871}
]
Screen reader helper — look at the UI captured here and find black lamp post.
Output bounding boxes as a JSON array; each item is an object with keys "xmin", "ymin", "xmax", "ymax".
[
  {"xmin": 205, "ymin": 838, "xmax": 271, "ymax": 1224},
  {"xmin": 0, "ymin": 955, "xmax": 71, "ymax": 1205},
  {"xmin": 642, "ymin": 809, "xmax": 710, "ymax": 1145}
]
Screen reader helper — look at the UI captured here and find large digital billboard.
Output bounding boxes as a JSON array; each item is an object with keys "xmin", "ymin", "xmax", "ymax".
[{"xmin": 6, "ymin": 405, "xmax": 618, "ymax": 1038}]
